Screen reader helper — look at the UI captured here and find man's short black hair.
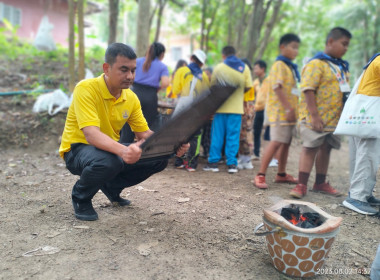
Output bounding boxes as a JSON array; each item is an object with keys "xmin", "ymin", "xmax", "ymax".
[
  {"xmin": 279, "ymin": 33, "xmax": 301, "ymax": 46},
  {"xmin": 222, "ymin": 46, "xmax": 236, "ymax": 57},
  {"xmin": 191, "ymin": 55, "xmax": 202, "ymax": 65},
  {"xmin": 105, "ymin": 43, "xmax": 137, "ymax": 65},
  {"xmin": 326, "ymin": 27, "xmax": 352, "ymax": 44},
  {"xmin": 254, "ymin": 60, "xmax": 267, "ymax": 70}
]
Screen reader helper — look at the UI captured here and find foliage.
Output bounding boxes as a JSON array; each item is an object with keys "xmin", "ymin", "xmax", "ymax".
[
  {"xmin": 0, "ymin": 20, "xmax": 105, "ymax": 92},
  {"xmin": 332, "ymin": 0, "xmax": 380, "ymax": 79},
  {"xmin": 2, "ymin": 0, "xmax": 377, "ymax": 86}
]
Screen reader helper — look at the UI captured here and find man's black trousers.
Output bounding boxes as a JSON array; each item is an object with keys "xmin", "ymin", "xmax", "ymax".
[{"xmin": 64, "ymin": 143, "xmax": 168, "ymax": 202}]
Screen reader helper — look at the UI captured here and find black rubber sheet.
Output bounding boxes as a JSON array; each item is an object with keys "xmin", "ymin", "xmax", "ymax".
[{"xmin": 139, "ymin": 85, "xmax": 236, "ymax": 162}]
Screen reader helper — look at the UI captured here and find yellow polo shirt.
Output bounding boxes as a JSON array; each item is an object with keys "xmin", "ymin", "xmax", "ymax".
[
  {"xmin": 212, "ymin": 63, "xmax": 253, "ymax": 114},
  {"xmin": 59, "ymin": 74, "xmax": 148, "ymax": 158},
  {"xmin": 358, "ymin": 56, "xmax": 380, "ymax": 97},
  {"xmin": 255, "ymin": 77, "xmax": 269, "ymax": 111},
  {"xmin": 172, "ymin": 66, "xmax": 210, "ymax": 98},
  {"xmin": 266, "ymin": 61, "xmax": 298, "ymax": 126},
  {"xmin": 252, "ymin": 78, "xmax": 262, "ymax": 99},
  {"xmin": 299, "ymin": 59, "xmax": 346, "ymax": 131}
]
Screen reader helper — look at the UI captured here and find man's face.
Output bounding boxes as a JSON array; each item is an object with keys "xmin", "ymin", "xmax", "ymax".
[
  {"xmin": 253, "ymin": 64, "xmax": 265, "ymax": 77},
  {"xmin": 280, "ymin": 41, "xmax": 300, "ymax": 61},
  {"xmin": 104, "ymin": 55, "xmax": 136, "ymax": 89},
  {"xmin": 328, "ymin": 37, "xmax": 350, "ymax": 59}
]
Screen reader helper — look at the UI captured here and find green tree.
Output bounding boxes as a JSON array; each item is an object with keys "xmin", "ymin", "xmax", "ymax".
[{"xmin": 334, "ymin": 0, "xmax": 380, "ymax": 75}]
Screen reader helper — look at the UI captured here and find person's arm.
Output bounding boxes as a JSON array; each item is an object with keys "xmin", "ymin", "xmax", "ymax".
[
  {"xmin": 82, "ymin": 126, "xmax": 142, "ymax": 164},
  {"xmin": 274, "ymin": 85, "xmax": 296, "ymax": 122},
  {"xmin": 159, "ymin": 65, "xmax": 170, "ymax": 91},
  {"xmin": 135, "ymin": 129, "xmax": 154, "ymax": 141},
  {"xmin": 159, "ymin": 76, "xmax": 170, "ymax": 91},
  {"xmin": 135, "ymin": 129, "xmax": 190, "ymax": 157},
  {"xmin": 303, "ymin": 89, "xmax": 324, "ymax": 132}
]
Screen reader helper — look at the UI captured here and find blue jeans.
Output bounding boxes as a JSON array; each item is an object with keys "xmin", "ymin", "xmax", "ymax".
[
  {"xmin": 64, "ymin": 143, "xmax": 168, "ymax": 202},
  {"xmin": 208, "ymin": 113, "xmax": 242, "ymax": 166}
]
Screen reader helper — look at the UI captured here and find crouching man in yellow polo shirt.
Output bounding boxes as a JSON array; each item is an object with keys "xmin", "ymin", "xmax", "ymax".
[{"xmin": 59, "ymin": 43, "xmax": 189, "ymax": 221}]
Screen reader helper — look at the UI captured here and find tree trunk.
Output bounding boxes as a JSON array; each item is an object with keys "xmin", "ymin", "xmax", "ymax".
[
  {"xmin": 154, "ymin": 0, "xmax": 167, "ymax": 42},
  {"xmin": 246, "ymin": 0, "xmax": 272, "ymax": 61},
  {"xmin": 137, "ymin": 0, "xmax": 151, "ymax": 57},
  {"xmin": 256, "ymin": 0, "xmax": 283, "ymax": 60},
  {"xmin": 68, "ymin": 0, "xmax": 75, "ymax": 92},
  {"xmin": 200, "ymin": 0, "xmax": 207, "ymax": 50},
  {"xmin": 227, "ymin": 0, "xmax": 237, "ymax": 45},
  {"xmin": 77, "ymin": 0, "xmax": 85, "ymax": 81},
  {"xmin": 234, "ymin": 0, "xmax": 249, "ymax": 55},
  {"xmin": 149, "ymin": 2, "xmax": 158, "ymax": 32},
  {"xmin": 108, "ymin": 0, "xmax": 119, "ymax": 45},
  {"xmin": 372, "ymin": 0, "xmax": 380, "ymax": 57},
  {"xmin": 204, "ymin": 4, "xmax": 218, "ymax": 53}
]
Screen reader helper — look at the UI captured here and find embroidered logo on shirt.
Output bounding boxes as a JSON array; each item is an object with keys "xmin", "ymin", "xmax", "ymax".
[
  {"xmin": 122, "ymin": 110, "xmax": 129, "ymax": 119},
  {"xmin": 346, "ymin": 114, "xmax": 375, "ymax": 125}
]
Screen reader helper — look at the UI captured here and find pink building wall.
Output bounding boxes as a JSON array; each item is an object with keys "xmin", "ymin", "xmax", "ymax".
[{"xmin": 2, "ymin": 0, "xmax": 69, "ymax": 46}]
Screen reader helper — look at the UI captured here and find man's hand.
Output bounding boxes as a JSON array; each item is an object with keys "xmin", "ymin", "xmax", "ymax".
[
  {"xmin": 120, "ymin": 141, "xmax": 143, "ymax": 164},
  {"xmin": 82, "ymin": 126, "xmax": 144, "ymax": 164},
  {"xmin": 310, "ymin": 114, "xmax": 324, "ymax": 132},
  {"xmin": 176, "ymin": 143, "xmax": 190, "ymax": 157},
  {"xmin": 285, "ymin": 108, "xmax": 296, "ymax": 122}
]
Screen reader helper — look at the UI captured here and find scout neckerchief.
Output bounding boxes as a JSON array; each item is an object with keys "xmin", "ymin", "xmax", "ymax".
[
  {"xmin": 224, "ymin": 55, "xmax": 245, "ymax": 73},
  {"xmin": 187, "ymin": 63, "xmax": 203, "ymax": 80},
  {"xmin": 310, "ymin": 51, "xmax": 350, "ymax": 92},
  {"xmin": 275, "ymin": 55, "xmax": 300, "ymax": 83},
  {"xmin": 364, "ymin": 53, "xmax": 380, "ymax": 69},
  {"xmin": 310, "ymin": 51, "xmax": 349, "ymax": 73}
]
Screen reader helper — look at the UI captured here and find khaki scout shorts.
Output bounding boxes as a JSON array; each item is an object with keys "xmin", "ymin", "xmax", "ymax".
[
  {"xmin": 300, "ymin": 121, "xmax": 341, "ymax": 149},
  {"xmin": 270, "ymin": 124, "xmax": 296, "ymax": 144}
]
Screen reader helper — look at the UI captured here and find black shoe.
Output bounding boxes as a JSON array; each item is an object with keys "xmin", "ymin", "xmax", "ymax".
[
  {"xmin": 227, "ymin": 164, "xmax": 238, "ymax": 174},
  {"xmin": 368, "ymin": 196, "xmax": 380, "ymax": 206},
  {"xmin": 72, "ymin": 198, "xmax": 98, "ymax": 221},
  {"xmin": 100, "ymin": 187, "xmax": 131, "ymax": 206}
]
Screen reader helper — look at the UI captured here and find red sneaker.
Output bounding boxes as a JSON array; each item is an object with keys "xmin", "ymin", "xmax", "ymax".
[
  {"xmin": 254, "ymin": 175, "xmax": 268, "ymax": 189},
  {"xmin": 186, "ymin": 165, "xmax": 196, "ymax": 172},
  {"xmin": 275, "ymin": 174, "xmax": 298, "ymax": 184},
  {"xmin": 312, "ymin": 182, "xmax": 343, "ymax": 197},
  {"xmin": 289, "ymin": 183, "xmax": 307, "ymax": 199}
]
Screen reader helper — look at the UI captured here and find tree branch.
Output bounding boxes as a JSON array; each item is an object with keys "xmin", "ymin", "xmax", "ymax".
[
  {"xmin": 168, "ymin": 0, "xmax": 185, "ymax": 8},
  {"xmin": 256, "ymin": 0, "xmax": 283, "ymax": 60}
]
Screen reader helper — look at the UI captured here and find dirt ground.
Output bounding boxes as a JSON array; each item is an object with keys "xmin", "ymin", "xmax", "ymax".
[{"xmin": 1, "ymin": 96, "xmax": 379, "ymax": 280}]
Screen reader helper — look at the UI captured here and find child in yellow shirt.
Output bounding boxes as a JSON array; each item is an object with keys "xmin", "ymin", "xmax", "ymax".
[
  {"xmin": 252, "ymin": 60, "xmax": 267, "ymax": 160},
  {"xmin": 290, "ymin": 27, "xmax": 352, "ymax": 198},
  {"xmin": 254, "ymin": 33, "xmax": 300, "ymax": 189}
]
